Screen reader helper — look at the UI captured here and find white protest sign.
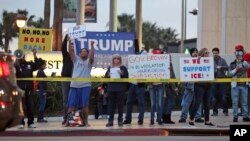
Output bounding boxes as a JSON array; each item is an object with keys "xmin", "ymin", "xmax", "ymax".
[
  {"xmin": 110, "ymin": 67, "xmax": 121, "ymax": 78},
  {"xmin": 68, "ymin": 25, "xmax": 86, "ymax": 39},
  {"xmin": 128, "ymin": 54, "xmax": 170, "ymax": 79},
  {"xmin": 180, "ymin": 57, "xmax": 214, "ymax": 82}
]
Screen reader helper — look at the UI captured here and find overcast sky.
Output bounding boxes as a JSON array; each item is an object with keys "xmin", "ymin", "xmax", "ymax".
[{"xmin": 0, "ymin": 0, "xmax": 198, "ymax": 51}]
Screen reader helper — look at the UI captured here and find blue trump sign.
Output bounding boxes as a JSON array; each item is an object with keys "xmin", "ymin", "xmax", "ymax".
[
  {"xmin": 73, "ymin": 31, "xmax": 135, "ymax": 68},
  {"xmin": 74, "ymin": 31, "xmax": 135, "ymax": 55}
]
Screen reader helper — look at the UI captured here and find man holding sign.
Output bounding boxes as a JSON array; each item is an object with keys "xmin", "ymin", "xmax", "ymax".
[{"xmin": 65, "ymin": 39, "xmax": 94, "ymax": 127}]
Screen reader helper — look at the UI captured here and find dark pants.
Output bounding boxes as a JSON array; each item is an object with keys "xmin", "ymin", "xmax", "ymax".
[
  {"xmin": 163, "ymin": 91, "xmax": 176, "ymax": 115},
  {"xmin": 125, "ymin": 84, "xmax": 145, "ymax": 122},
  {"xmin": 210, "ymin": 83, "xmax": 228, "ymax": 114},
  {"xmin": 107, "ymin": 91, "xmax": 125, "ymax": 124},
  {"xmin": 20, "ymin": 89, "xmax": 34, "ymax": 126},
  {"xmin": 190, "ymin": 84, "xmax": 211, "ymax": 122},
  {"xmin": 61, "ymin": 82, "xmax": 70, "ymax": 120}
]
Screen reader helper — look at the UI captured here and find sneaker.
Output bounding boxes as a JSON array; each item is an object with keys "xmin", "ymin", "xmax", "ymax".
[
  {"xmin": 165, "ymin": 120, "xmax": 175, "ymax": 124},
  {"xmin": 150, "ymin": 120, "xmax": 154, "ymax": 126},
  {"xmin": 62, "ymin": 119, "xmax": 67, "ymax": 125},
  {"xmin": 123, "ymin": 120, "xmax": 131, "ymax": 125},
  {"xmin": 204, "ymin": 122, "xmax": 215, "ymax": 126},
  {"xmin": 17, "ymin": 124, "xmax": 24, "ymax": 129},
  {"xmin": 189, "ymin": 121, "xmax": 195, "ymax": 126},
  {"xmin": 37, "ymin": 119, "xmax": 48, "ymax": 123},
  {"xmin": 138, "ymin": 120, "xmax": 143, "ymax": 125},
  {"xmin": 106, "ymin": 122, "xmax": 113, "ymax": 127},
  {"xmin": 211, "ymin": 113, "xmax": 218, "ymax": 116},
  {"xmin": 243, "ymin": 117, "xmax": 250, "ymax": 122},
  {"xmin": 118, "ymin": 122, "xmax": 123, "ymax": 127},
  {"xmin": 158, "ymin": 120, "xmax": 163, "ymax": 125},
  {"xmin": 28, "ymin": 124, "xmax": 37, "ymax": 128},
  {"xmin": 233, "ymin": 117, "xmax": 238, "ymax": 122},
  {"xmin": 179, "ymin": 118, "xmax": 186, "ymax": 123},
  {"xmin": 195, "ymin": 118, "xmax": 204, "ymax": 123}
]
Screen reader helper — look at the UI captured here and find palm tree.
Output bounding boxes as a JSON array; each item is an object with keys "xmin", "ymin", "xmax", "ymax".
[
  {"xmin": 0, "ymin": 9, "xmax": 44, "ymax": 52},
  {"xmin": 0, "ymin": 10, "xmax": 18, "ymax": 52},
  {"xmin": 0, "ymin": 23, "xmax": 3, "ymax": 48},
  {"xmin": 52, "ymin": 0, "xmax": 63, "ymax": 51},
  {"xmin": 117, "ymin": 14, "xmax": 135, "ymax": 32},
  {"xmin": 43, "ymin": 0, "xmax": 51, "ymax": 28},
  {"xmin": 117, "ymin": 13, "xmax": 179, "ymax": 51}
]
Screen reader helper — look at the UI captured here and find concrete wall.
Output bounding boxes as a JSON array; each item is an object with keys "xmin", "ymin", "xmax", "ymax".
[{"xmin": 198, "ymin": 0, "xmax": 250, "ymax": 55}]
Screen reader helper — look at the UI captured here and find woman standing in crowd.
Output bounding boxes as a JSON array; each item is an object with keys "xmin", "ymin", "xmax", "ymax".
[
  {"xmin": 148, "ymin": 49, "xmax": 164, "ymax": 125},
  {"xmin": 105, "ymin": 54, "xmax": 128, "ymax": 127},
  {"xmin": 189, "ymin": 48, "xmax": 215, "ymax": 126}
]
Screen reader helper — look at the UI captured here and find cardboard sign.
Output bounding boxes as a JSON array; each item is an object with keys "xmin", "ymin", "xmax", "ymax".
[
  {"xmin": 18, "ymin": 28, "xmax": 52, "ymax": 52},
  {"xmin": 180, "ymin": 57, "xmax": 214, "ymax": 82}
]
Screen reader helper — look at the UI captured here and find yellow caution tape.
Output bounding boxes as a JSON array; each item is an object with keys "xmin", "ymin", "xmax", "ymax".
[{"xmin": 16, "ymin": 77, "xmax": 250, "ymax": 83}]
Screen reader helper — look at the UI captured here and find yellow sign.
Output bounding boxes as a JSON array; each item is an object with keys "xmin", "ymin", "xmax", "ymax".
[{"xmin": 18, "ymin": 28, "xmax": 52, "ymax": 52}]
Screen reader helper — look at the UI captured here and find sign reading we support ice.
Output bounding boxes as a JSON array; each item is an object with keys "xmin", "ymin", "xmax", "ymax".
[
  {"xmin": 128, "ymin": 54, "xmax": 170, "ymax": 79},
  {"xmin": 180, "ymin": 57, "xmax": 214, "ymax": 82},
  {"xmin": 19, "ymin": 28, "xmax": 52, "ymax": 52}
]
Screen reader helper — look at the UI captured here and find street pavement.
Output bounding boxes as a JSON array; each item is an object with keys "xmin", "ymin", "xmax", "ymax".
[{"xmin": 1, "ymin": 109, "xmax": 250, "ymax": 136}]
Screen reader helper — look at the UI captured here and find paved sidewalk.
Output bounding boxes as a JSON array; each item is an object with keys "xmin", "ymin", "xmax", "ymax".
[{"xmin": 1, "ymin": 110, "xmax": 250, "ymax": 136}]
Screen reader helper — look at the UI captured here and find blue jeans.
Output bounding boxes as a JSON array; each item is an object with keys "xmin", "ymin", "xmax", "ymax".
[
  {"xmin": 248, "ymin": 87, "xmax": 250, "ymax": 115},
  {"xmin": 125, "ymin": 84, "xmax": 145, "ymax": 122},
  {"xmin": 231, "ymin": 86, "xmax": 249, "ymax": 118},
  {"xmin": 210, "ymin": 83, "xmax": 228, "ymax": 114},
  {"xmin": 38, "ymin": 89, "xmax": 46, "ymax": 113},
  {"xmin": 180, "ymin": 89, "xmax": 202, "ymax": 119},
  {"xmin": 149, "ymin": 84, "xmax": 164, "ymax": 122}
]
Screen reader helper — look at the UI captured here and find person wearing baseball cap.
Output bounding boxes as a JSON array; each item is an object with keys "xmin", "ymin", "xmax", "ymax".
[{"xmin": 229, "ymin": 44, "xmax": 250, "ymax": 122}]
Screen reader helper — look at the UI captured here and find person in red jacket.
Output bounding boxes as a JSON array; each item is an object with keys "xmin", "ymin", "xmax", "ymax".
[{"xmin": 244, "ymin": 53, "xmax": 250, "ymax": 115}]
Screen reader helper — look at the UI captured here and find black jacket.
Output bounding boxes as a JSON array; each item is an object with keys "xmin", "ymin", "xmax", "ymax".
[
  {"xmin": 37, "ymin": 68, "xmax": 47, "ymax": 91},
  {"xmin": 61, "ymin": 35, "xmax": 73, "ymax": 77},
  {"xmin": 15, "ymin": 57, "xmax": 40, "ymax": 90},
  {"xmin": 105, "ymin": 65, "xmax": 129, "ymax": 92}
]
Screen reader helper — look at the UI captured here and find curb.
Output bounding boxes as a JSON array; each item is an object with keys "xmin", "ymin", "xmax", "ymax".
[{"xmin": 0, "ymin": 128, "xmax": 229, "ymax": 137}]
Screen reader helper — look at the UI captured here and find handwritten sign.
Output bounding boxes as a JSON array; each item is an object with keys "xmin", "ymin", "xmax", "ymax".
[
  {"xmin": 180, "ymin": 57, "xmax": 214, "ymax": 82},
  {"xmin": 68, "ymin": 25, "xmax": 86, "ymax": 39},
  {"xmin": 18, "ymin": 28, "xmax": 52, "ymax": 52},
  {"xmin": 128, "ymin": 54, "xmax": 170, "ymax": 79}
]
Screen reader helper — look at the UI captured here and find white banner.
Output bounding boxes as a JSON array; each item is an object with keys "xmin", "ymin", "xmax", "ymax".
[
  {"xmin": 128, "ymin": 54, "xmax": 170, "ymax": 79},
  {"xmin": 180, "ymin": 57, "xmax": 214, "ymax": 82}
]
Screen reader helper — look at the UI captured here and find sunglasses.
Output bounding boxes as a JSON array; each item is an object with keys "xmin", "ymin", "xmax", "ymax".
[
  {"xmin": 204, "ymin": 51, "xmax": 210, "ymax": 54},
  {"xmin": 235, "ymin": 51, "xmax": 244, "ymax": 56}
]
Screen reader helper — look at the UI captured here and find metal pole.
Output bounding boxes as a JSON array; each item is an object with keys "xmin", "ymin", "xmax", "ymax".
[
  {"xmin": 77, "ymin": 0, "xmax": 85, "ymax": 25},
  {"xmin": 180, "ymin": 0, "xmax": 186, "ymax": 53},
  {"xmin": 109, "ymin": 0, "xmax": 117, "ymax": 32},
  {"xmin": 184, "ymin": 0, "xmax": 187, "ymax": 40},
  {"xmin": 136, "ymin": 0, "xmax": 142, "ymax": 51}
]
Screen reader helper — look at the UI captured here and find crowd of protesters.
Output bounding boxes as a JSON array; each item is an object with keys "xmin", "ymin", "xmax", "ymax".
[{"xmin": 9, "ymin": 34, "xmax": 250, "ymax": 128}]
